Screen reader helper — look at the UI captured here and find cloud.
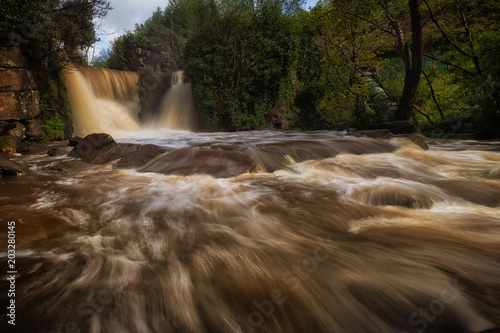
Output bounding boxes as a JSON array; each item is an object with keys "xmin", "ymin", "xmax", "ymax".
[{"xmin": 89, "ymin": 0, "xmax": 166, "ymax": 61}]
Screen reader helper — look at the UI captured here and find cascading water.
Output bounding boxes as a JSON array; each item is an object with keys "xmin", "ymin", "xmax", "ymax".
[
  {"xmin": 157, "ymin": 71, "xmax": 195, "ymax": 130},
  {"xmin": 66, "ymin": 68, "xmax": 195, "ymax": 135},
  {"xmin": 65, "ymin": 67, "xmax": 141, "ymax": 137}
]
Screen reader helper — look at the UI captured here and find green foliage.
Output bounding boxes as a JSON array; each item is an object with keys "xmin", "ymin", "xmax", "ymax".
[
  {"xmin": 1, "ymin": 0, "xmax": 111, "ymax": 64},
  {"xmin": 101, "ymin": 0, "xmax": 499, "ymax": 136},
  {"xmin": 37, "ymin": 66, "xmax": 72, "ymax": 142},
  {"xmin": 0, "ymin": 140, "xmax": 17, "ymax": 151},
  {"xmin": 179, "ymin": 0, "xmax": 302, "ymax": 130},
  {"xmin": 41, "ymin": 114, "xmax": 65, "ymax": 142}
]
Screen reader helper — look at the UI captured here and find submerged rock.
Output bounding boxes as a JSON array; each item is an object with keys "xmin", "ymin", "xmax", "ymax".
[
  {"xmin": 0, "ymin": 155, "xmax": 28, "ymax": 175},
  {"xmin": 139, "ymin": 148, "xmax": 254, "ymax": 178},
  {"xmin": 81, "ymin": 143, "xmax": 138, "ymax": 164},
  {"xmin": 115, "ymin": 144, "xmax": 167, "ymax": 168}
]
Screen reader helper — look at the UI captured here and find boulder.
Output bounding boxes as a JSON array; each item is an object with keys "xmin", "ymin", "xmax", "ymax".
[
  {"xmin": 0, "ymin": 90, "xmax": 40, "ymax": 120},
  {"xmin": 411, "ymin": 133, "xmax": 429, "ymax": 150},
  {"xmin": 67, "ymin": 133, "xmax": 116, "ymax": 158},
  {"xmin": 0, "ymin": 155, "xmax": 28, "ymax": 175},
  {"xmin": 0, "ymin": 47, "xmax": 25, "ymax": 68}
]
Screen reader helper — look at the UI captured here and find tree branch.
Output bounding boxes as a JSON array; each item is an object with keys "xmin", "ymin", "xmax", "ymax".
[
  {"xmin": 423, "ymin": 53, "xmax": 475, "ymax": 76},
  {"xmin": 421, "ymin": 69, "xmax": 444, "ymax": 119}
]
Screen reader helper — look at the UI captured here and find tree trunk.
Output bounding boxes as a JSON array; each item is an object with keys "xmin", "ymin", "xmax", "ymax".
[{"xmin": 395, "ymin": 0, "xmax": 423, "ymax": 121}]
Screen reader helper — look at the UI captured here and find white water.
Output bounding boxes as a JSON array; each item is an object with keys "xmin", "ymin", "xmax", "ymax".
[{"xmin": 1, "ymin": 133, "xmax": 500, "ymax": 333}]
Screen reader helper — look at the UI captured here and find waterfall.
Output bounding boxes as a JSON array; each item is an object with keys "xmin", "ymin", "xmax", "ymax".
[
  {"xmin": 65, "ymin": 68, "xmax": 195, "ymax": 136},
  {"xmin": 65, "ymin": 67, "xmax": 141, "ymax": 137},
  {"xmin": 157, "ymin": 71, "xmax": 195, "ymax": 130}
]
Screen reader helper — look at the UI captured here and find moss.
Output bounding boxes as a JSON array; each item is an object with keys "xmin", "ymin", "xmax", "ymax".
[
  {"xmin": 36, "ymin": 66, "xmax": 73, "ymax": 142},
  {"xmin": 41, "ymin": 113, "xmax": 65, "ymax": 142},
  {"xmin": 0, "ymin": 139, "xmax": 17, "ymax": 153}
]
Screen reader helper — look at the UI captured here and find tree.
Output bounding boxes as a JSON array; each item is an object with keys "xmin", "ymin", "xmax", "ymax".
[{"xmin": 394, "ymin": 0, "xmax": 423, "ymax": 120}]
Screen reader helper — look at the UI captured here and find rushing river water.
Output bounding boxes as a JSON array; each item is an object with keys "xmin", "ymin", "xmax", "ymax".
[{"xmin": 1, "ymin": 131, "xmax": 500, "ymax": 333}]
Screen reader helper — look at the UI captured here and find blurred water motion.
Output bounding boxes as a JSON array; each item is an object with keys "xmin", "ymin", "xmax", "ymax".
[{"xmin": 1, "ymin": 131, "xmax": 500, "ymax": 333}]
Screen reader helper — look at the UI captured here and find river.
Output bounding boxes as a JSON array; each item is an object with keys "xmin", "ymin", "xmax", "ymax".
[{"xmin": 1, "ymin": 130, "xmax": 500, "ymax": 332}]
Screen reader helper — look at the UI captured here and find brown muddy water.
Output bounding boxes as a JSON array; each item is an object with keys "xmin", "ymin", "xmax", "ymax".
[{"xmin": 1, "ymin": 131, "xmax": 500, "ymax": 333}]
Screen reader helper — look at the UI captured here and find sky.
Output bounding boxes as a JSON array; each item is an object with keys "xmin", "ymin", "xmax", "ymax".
[{"xmin": 89, "ymin": 0, "xmax": 320, "ymax": 62}]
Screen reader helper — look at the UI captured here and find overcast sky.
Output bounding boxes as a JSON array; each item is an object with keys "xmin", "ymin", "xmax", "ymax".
[{"xmin": 90, "ymin": 0, "xmax": 320, "ymax": 62}]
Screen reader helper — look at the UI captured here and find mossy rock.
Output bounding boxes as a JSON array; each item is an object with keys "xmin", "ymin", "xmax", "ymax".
[
  {"xmin": 411, "ymin": 133, "xmax": 429, "ymax": 150},
  {"xmin": 0, "ymin": 139, "xmax": 17, "ymax": 153}
]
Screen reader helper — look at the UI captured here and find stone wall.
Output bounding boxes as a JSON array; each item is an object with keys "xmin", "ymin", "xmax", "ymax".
[{"xmin": 0, "ymin": 46, "xmax": 42, "ymax": 149}]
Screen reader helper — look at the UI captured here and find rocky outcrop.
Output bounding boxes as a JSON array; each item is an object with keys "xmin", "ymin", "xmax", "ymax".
[
  {"xmin": 0, "ymin": 90, "xmax": 40, "ymax": 120},
  {"xmin": 0, "ymin": 47, "xmax": 42, "ymax": 148}
]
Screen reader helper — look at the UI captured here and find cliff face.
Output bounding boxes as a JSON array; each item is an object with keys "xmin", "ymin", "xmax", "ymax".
[{"xmin": 0, "ymin": 47, "xmax": 42, "ymax": 149}]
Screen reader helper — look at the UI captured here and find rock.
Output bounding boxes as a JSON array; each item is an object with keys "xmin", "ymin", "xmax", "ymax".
[
  {"xmin": 6, "ymin": 122, "xmax": 25, "ymax": 140},
  {"xmin": 67, "ymin": 133, "xmax": 116, "ymax": 158},
  {"xmin": 115, "ymin": 144, "xmax": 167, "ymax": 168},
  {"xmin": 0, "ymin": 47, "xmax": 25, "ymax": 68},
  {"xmin": 68, "ymin": 136, "xmax": 83, "ymax": 147},
  {"xmin": 47, "ymin": 148, "xmax": 68, "ymax": 156},
  {"xmin": 0, "ymin": 90, "xmax": 40, "ymax": 120},
  {"xmin": 0, "ymin": 155, "xmax": 28, "ymax": 175},
  {"xmin": 67, "ymin": 140, "xmax": 167, "ymax": 168},
  {"xmin": 380, "ymin": 120, "xmax": 416, "ymax": 134},
  {"xmin": 411, "ymin": 133, "xmax": 429, "ymax": 150},
  {"xmin": 361, "ymin": 129, "xmax": 394, "ymax": 139},
  {"xmin": 81, "ymin": 143, "xmax": 137, "ymax": 164},
  {"xmin": 24, "ymin": 119, "xmax": 42, "ymax": 138},
  {"xmin": 0, "ymin": 69, "xmax": 37, "ymax": 92},
  {"xmin": 346, "ymin": 128, "xmax": 363, "ymax": 137},
  {"xmin": 20, "ymin": 143, "xmax": 50, "ymax": 155},
  {"xmin": 0, "ymin": 122, "xmax": 25, "ymax": 147},
  {"xmin": 139, "ymin": 148, "xmax": 255, "ymax": 178}
]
